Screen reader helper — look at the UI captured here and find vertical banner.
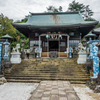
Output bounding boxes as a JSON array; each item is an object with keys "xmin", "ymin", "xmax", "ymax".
[{"xmin": 92, "ymin": 43, "xmax": 99, "ymax": 78}]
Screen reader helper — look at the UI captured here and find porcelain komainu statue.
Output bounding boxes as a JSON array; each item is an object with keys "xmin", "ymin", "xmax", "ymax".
[
  {"xmin": 77, "ymin": 42, "xmax": 87, "ymax": 64},
  {"xmin": 78, "ymin": 43, "xmax": 86, "ymax": 52},
  {"xmin": 12, "ymin": 44, "xmax": 20, "ymax": 53}
]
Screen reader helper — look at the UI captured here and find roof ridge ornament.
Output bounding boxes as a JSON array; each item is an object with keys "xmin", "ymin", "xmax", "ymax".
[{"xmin": 29, "ymin": 12, "xmax": 32, "ymax": 17}]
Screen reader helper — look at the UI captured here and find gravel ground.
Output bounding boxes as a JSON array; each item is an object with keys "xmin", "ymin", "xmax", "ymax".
[
  {"xmin": 72, "ymin": 84, "xmax": 100, "ymax": 100},
  {"xmin": 0, "ymin": 82, "xmax": 100, "ymax": 100},
  {"xmin": 0, "ymin": 82, "xmax": 39, "ymax": 100}
]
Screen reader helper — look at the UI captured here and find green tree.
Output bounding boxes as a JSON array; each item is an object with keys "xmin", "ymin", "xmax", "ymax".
[
  {"xmin": 46, "ymin": 6, "xmax": 63, "ymax": 13},
  {"xmin": 15, "ymin": 16, "xmax": 28, "ymax": 23},
  {"xmin": 0, "ymin": 13, "xmax": 28, "ymax": 50},
  {"xmin": 68, "ymin": 0, "xmax": 85, "ymax": 12},
  {"xmin": 0, "ymin": 13, "xmax": 17, "ymax": 40},
  {"xmin": 68, "ymin": 0, "xmax": 94, "ymax": 20},
  {"xmin": 83, "ymin": 5, "xmax": 93, "ymax": 19}
]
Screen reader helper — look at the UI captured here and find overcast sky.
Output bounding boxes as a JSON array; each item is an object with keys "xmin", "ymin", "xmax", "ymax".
[{"xmin": 0, "ymin": 0, "xmax": 100, "ymax": 22}]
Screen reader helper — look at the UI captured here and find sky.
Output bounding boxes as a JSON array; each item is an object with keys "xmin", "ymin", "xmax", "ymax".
[{"xmin": 0, "ymin": 0, "xmax": 100, "ymax": 22}]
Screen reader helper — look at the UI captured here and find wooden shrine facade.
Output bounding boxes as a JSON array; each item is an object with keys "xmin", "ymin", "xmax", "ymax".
[
  {"xmin": 29, "ymin": 32, "xmax": 81, "ymax": 57},
  {"xmin": 12, "ymin": 12, "xmax": 99, "ymax": 58}
]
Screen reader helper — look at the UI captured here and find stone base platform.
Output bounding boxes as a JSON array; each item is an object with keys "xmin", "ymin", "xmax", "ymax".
[{"xmin": 29, "ymin": 81, "xmax": 80, "ymax": 100}]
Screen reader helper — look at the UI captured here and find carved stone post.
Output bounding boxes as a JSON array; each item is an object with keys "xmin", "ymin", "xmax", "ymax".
[{"xmin": 1, "ymin": 57, "xmax": 4, "ymax": 74}]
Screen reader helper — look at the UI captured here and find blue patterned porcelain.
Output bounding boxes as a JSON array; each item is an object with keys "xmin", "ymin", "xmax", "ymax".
[
  {"xmin": 3, "ymin": 39, "xmax": 10, "ymax": 60},
  {"xmin": 87, "ymin": 40, "xmax": 100, "ymax": 78},
  {"xmin": 69, "ymin": 47, "xmax": 72, "ymax": 58},
  {"xmin": 92, "ymin": 41, "xmax": 99, "ymax": 78}
]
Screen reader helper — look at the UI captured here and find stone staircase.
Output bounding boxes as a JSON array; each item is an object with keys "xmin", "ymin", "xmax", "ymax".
[{"xmin": 5, "ymin": 58, "xmax": 90, "ymax": 84}]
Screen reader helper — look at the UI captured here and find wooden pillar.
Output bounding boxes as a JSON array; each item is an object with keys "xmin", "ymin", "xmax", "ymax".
[
  {"xmin": 28, "ymin": 33, "xmax": 30, "ymax": 49},
  {"xmin": 67, "ymin": 36, "xmax": 69, "ymax": 57},
  {"xmin": 47, "ymin": 39, "xmax": 49, "ymax": 57},
  {"xmin": 39, "ymin": 36, "xmax": 41, "ymax": 57},
  {"xmin": 59, "ymin": 34, "xmax": 60, "ymax": 57},
  {"xmin": 80, "ymin": 33, "xmax": 82, "ymax": 43}
]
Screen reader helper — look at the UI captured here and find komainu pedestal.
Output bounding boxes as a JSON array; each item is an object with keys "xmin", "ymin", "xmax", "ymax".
[
  {"xmin": 77, "ymin": 52, "xmax": 87, "ymax": 64},
  {"xmin": 10, "ymin": 44, "xmax": 21, "ymax": 64},
  {"xmin": 10, "ymin": 52, "xmax": 21, "ymax": 64}
]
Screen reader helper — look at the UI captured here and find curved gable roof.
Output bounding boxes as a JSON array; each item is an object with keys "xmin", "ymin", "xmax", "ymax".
[{"xmin": 13, "ymin": 12, "xmax": 98, "ymax": 27}]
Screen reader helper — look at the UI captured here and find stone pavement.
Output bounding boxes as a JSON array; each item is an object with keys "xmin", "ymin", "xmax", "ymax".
[{"xmin": 29, "ymin": 81, "xmax": 80, "ymax": 100}]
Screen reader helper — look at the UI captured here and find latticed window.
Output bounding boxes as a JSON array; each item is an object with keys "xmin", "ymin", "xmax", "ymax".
[
  {"xmin": 69, "ymin": 40, "xmax": 79, "ymax": 47},
  {"xmin": 30, "ymin": 40, "xmax": 41, "ymax": 46}
]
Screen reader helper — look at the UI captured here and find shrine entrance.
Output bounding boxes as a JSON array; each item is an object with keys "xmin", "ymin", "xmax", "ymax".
[
  {"xmin": 49, "ymin": 41, "xmax": 59, "ymax": 51},
  {"xmin": 39, "ymin": 34, "xmax": 69, "ymax": 58}
]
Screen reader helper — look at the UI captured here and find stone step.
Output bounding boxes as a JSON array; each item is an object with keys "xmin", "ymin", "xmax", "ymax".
[
  {"xmin": 11, "ymin": 68, "xmax": 85, "ymax": 71},
  {"xmin": 70, "ymin": 81, "xmax": 87, "ymax": 84},
  {"xmin": 22, "ymin": 70, "xmax": 87, "ymax": 73},
  {"xmin": 20, "ymin": 71, "xmax": 88, "ymax": 74},
  {"xmin": 6, "ymin": 79, "xmax": 41, "ymax": 83},
  {"xmin": 5, "ymin": 74, "xmax": 90, "ymax": 77},
  {"xmin": 6, "ymin": 79, "xmax": 87, "ymax": 84},
  {"xmin": 5, "ymin": 74, "xmax": 88, "ymax": 78},
  {"xmin": 21, "ymin": 70, "xmax": 87, "ymax": 72},
  {"xmin": 6, "ymin": 77, "xmax": 90, "ymax": 81}
]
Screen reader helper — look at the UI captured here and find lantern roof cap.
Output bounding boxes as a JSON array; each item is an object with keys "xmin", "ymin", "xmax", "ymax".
[
  {"xmin": 2, "ymin": 34, "xmax": 13, "ymax": 39},
  {"xmin": 84, "ymin": 32, "xmax": 96, "ymax": 38}
]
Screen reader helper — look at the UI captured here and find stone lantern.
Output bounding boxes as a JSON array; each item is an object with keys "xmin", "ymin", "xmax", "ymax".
[
  {"xmin": 1, "ymin": 34, "xmax": 12, "ymax": 69},
  {"xmin": 95, "ymin": 41, "xmax": 100, "ymax": 84},
  {"xmin": 2, "ymin": 34, "xmax": 13, "ymax": 58},
  {"xmin": 84, "ymin": 32, "xmax": 96, "ymax": 41},
  {"xmin": 21, "ymin": 39, "xmax": 25, "ymax": 59},
  {"xmin": 2, "ymin": 34, "xmax": 13, "ymax": 43}
]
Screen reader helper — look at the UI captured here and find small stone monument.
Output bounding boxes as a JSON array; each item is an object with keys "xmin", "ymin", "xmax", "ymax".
[
  {"xmin": 10, "ymin": 44, "xmax": 21, "ymax": 64},
  {"xmin": 77, "ymin": 38, "xmax": 87, "ymax": 64}
]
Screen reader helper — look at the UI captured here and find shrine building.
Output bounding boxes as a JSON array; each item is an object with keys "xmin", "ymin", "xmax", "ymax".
[{"xmin": 12, "ymin": 12, "xmax": 98, "ymax": 58}]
